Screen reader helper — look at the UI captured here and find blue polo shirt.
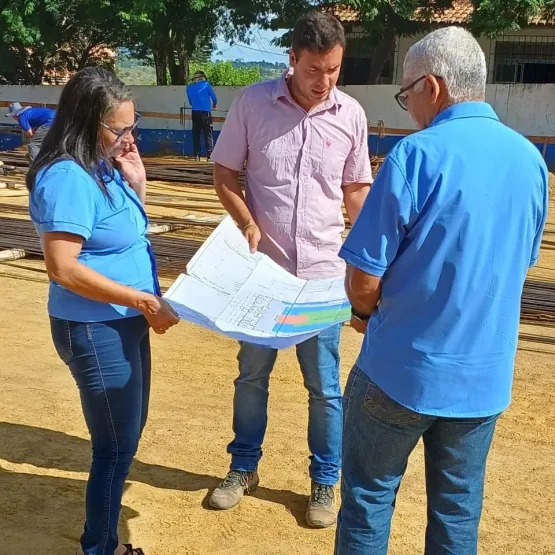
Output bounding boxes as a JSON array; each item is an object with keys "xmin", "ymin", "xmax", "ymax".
[
  {"xmin": 18, "ymin": 107, "xmax": 55, "ymax": 132},
  {"xmin": 186, "ymin": 81, "xmax": 217, "ymax": 112},
  {"xmin": 29, "ymin": 159, "xmax": 160, "ymax": 322},
  {"xmin": 340, "ymin": 102, "xmax": 548, "ymax": 417}
]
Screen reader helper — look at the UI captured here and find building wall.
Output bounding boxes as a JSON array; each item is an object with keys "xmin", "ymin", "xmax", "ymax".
[
  {"xmin": 1, "ymin": 83, "xmax": 554, "ymax": 168},
  {"xmin": 394, "ymin": 27, "xmax": 555, "ymax": 84},
  {"xmin": 395, "ymin": 33, "xmax": 492, "ymax": 83}
]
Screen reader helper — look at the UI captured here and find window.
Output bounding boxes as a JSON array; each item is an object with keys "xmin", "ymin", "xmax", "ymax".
[
  {"xmin": 340, "ymin": 28, "xmax": 397, "ymax": 85},
  {"xmin": 492, "ymin": 36, "xmax": 555, "ymax": 84}
]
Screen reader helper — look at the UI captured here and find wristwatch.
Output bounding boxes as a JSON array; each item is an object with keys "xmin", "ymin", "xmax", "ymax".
[{"xmin": 351, "ymin": 307, "xmax": 370, "ymax": 322}]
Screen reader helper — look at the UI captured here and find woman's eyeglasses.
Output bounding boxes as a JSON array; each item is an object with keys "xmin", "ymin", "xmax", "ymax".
[
  {"xmin": 394, "ymin": 75, "xmax": 441, "ymax": 111},
  {"xmin": 101, "ymin": 112, "xmax": 141, "ymax": 142}
]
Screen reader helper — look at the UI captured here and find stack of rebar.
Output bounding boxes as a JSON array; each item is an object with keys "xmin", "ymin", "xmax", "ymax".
[
  {"xmin": 0, "ymin": 149, "xmax": 236, "ymax": 187},
  {"xmin": 0, "ymin": 216, "xmax": 202, "ymax": 278},
  {"xmin": 0, "ymin": 149, "xmax": 383, "ymax": 187},
  {"xmin": 1, "ymin": 214, "xmax": 554, "ymax": 317},
  {"xmin": 521, "ymin": 280, "xmax": 555, "ymax": 326}
]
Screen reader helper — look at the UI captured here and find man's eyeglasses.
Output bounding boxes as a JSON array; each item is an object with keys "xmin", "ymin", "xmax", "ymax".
[
  {"xmin": 101, "ymin": 112, "xmax": 141, "ymax": 142},
  {"xmin": 394, "ymin": 75, "xmax": 441, "ymax": 111}
]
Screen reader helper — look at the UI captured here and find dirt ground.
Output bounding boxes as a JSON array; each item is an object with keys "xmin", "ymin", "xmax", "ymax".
[{"xmin": 0, "ymin": 176, "xmax": 554, "ymax": 555}]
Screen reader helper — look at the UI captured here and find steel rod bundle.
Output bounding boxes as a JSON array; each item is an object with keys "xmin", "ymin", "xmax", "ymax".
[
  {"xmin": 0, "ymin": 216, "xmax": 201, "ymax": 278},
  {"xmin": 0, "ymin": 150, "xmax": 235, "ymax": 187}
]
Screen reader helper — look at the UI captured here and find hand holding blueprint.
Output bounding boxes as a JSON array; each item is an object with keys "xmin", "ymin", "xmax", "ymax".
[{"xmin": 164, "ymin": 216, "xmax": 351, "ymax": 349}]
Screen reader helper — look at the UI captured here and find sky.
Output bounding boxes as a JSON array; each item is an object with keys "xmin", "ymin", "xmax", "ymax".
[{"xmin": 213, "ymin": 27, "xmax": 289, "ymax": 64}]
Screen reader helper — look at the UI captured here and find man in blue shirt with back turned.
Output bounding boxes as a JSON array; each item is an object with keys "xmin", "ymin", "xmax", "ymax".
[
  {"xmin": 6, "ymin": 101, "xmax": 55, "ymax": 161},
  {"xmin": 334, "ymin": 27, "xmax": 548, "ymax": 555},
  {"xmin": 186, "ymin": 70, "xmax": 217, "ymax": 161}
]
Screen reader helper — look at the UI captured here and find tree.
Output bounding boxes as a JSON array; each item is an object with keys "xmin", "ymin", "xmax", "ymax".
[
  {"xmin": 122, "ymin": 0, "xmax": 274, "ymax": 85},
  {"xmin": 190, "ymin": 60, "xmax": 261, "ymax": 85},
  {"xmin": 0, "ymin": 0, "xmax": 277, "ymax": 85},
  {"xmin": 191, "ymin": 41, "xmax": 215, "ymax": 65},
  {"xmin": 0, "ymin": 0, "xmax": 132, "ymax": 84},
  {"xmin": 271, "ymin": 0, "xmax": 555, "ymax": 84}
]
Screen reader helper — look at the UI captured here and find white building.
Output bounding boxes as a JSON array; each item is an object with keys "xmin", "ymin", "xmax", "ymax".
[{"xmin": 330, "ymin": 1, "xmax": 555, "ymax": 86}]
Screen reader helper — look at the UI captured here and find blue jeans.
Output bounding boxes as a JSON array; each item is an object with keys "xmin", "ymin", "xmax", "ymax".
[
  {"xmin": 228, "ymin": 324, "xmax": 342, "ymax": 485},
  {"xmin": 335, "ymin": 366, "xmax": 499, "ymax": 555},
  {"xmin": 50, "ymin": 315, "xmax": 151, "ymax": 555}
]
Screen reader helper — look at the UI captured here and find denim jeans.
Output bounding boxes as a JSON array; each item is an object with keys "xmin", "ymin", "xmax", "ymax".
[
  {"xmin": 228, "ymin": 324, "xmax": 342, "ymax": 485},
  {"xmin": 50, "ymin": 315, "xmax": 151, "ymax": 555},
  {"xmin": 335, "ymin": 366, "xmax": 499, "ymax": 555},
  {"xmin": 28, "ymin": 124, "xmax": 50, "ymax": 161}
]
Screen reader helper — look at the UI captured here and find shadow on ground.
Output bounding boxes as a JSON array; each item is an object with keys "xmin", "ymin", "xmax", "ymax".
[{"xmin": 0, "ymin": 421, "xmax": 311, "ymax": 551}]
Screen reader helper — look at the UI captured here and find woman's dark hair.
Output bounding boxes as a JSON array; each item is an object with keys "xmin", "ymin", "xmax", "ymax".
[
  {"xmin": 291, "ymin": 11, "xmax": 346, "ymax": 56},
  {"xmin": 26, "ymin": 67, "xmax": 133, "ymax": 193}
]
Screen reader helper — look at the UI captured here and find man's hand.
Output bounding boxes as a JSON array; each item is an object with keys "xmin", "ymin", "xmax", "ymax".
[
  {"xmin": 243, "ymin": 221, "xmax": 261, "ymax": 253},
  {"xmin": 213, "ymin": 104, "xmax": 218, "ymax": 111},
  {"xmin": 350, "ymin": 316, "xmax": 368, "ymax": 335}
]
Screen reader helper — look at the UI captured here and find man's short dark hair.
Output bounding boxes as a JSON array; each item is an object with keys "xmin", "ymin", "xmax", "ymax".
[{"xmin": 292, "ymin": 11, "xmax": 346, "ymax": 55}]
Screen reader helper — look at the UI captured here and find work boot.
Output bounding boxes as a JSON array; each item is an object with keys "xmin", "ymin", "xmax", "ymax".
[
  {"xmin": 306, "ymin": 482, "xmax": 337, "ymax": 528},
  {"xmin": 209, "ymin": 470, "xmax": 259, "ymax": 510}
]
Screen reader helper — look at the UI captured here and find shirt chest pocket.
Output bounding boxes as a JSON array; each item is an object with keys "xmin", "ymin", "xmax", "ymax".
[
  {"xmin": 316, "ymin": 136, "xmax": 351, "ymax": 182},
  {"xmin": 248, "ymin": 133, "xmax": 300, "ymax": 182}
]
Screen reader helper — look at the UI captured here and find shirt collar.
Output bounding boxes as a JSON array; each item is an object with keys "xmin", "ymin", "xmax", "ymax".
[
  {"xmin": 430, "ymin": 101, "xmax": 499, "ymax": 128},
  {"xmin": 271, "ymin": 69, "xmax": 341, "ymax": 114}
]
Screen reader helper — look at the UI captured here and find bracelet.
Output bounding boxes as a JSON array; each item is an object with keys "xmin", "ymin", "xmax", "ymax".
[
  {"xmin": 242, "ymin": 221, "xmax": 257, "ymax": 232},
  {"xmin": 351, "ymin": 307, "xmax": 371, "ymax": 322}
]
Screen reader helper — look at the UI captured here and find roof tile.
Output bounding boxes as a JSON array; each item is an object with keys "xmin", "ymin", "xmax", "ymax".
[{"xmin": 327, "ymin": 1, "xmax": 553, "ymax": 26}]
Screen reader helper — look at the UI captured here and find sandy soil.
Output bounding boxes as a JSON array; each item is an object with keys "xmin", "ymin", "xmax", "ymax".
[
  {"xmin": 0, "ymin": 258, "xmax": 553, "ymax": 555},
  {"xmin": 0, "ymin": 168, "xmax": 553, "ymax": 554}
]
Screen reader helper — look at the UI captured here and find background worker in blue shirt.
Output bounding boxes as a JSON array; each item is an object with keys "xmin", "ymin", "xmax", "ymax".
[
  {"xmin": 186, "ymin": 70, "xmax": 217, "ymax": 161},
  {"xmin": 5, "ymin": 101, "xmax": 55, "ymax": 161},
  {"xmin": 334, "ymin": 27, "xmax": 548, "ymax": 555}
]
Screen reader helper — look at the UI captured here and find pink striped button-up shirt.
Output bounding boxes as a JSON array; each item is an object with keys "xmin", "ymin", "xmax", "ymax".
[{"xmin": 212, "ymin": 72, "xmax": 373, "ymax": 279}]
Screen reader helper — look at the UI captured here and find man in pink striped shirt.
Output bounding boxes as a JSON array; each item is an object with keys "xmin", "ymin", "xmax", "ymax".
[{"xmin": 209, "ymin": 11, "xmax": 373, "ymax": 528}]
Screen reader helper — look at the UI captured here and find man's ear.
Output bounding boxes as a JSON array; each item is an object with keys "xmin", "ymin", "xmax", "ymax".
[
  {"xmin": 289, "ymin": 49, "xmax": 296, "ymax": 67},
  {"xmin": 429, "ymin": 75, "xmax": 443, "ymax": 105}
]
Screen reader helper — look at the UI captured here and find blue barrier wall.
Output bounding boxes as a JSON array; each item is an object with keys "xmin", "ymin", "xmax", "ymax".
[{"xmin": 2, "ymin": 128, "xmax": 554, "ymax": 171}]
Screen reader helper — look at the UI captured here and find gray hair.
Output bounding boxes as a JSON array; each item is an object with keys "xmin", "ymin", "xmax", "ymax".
[{"xmin": 403, "ymin": 26, "xmax": 487, "ymax": 104}]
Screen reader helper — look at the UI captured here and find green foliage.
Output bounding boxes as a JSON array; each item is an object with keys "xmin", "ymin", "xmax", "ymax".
[
  {"xmin": 0, "ymin": 0, "xmax": 271, "ymax": 85},
  {"xmin": 189, "ymin": 60, "xmax": 261, "ymax": 85},
  {"xmin": 120, "ymin": 0, "xmax": 272, "ymax": 84},
  {"xmin": 470, "ymin": 0, "xmax": 546, "ymax": 36},
  {"xmin": 5, "ymin": 0, "xmax": 548, "ymax": 86},
  {"xmin": 115, "ymin": 56, "xmax": 283, "ymax": 85},
  {"xmin": 191, "ymin": 41, "xmax": 215, "ymax": 64},
  {"xmin": 116, "ymin": 54, "xmax": 157, "ymax": 85},
  {"xmin": 0, "ymin": 0, "xmax": 129, "ymax": 84},
  {"xmin": 230, "ymin": 60, "xmax": 287, "ymax": 80}
]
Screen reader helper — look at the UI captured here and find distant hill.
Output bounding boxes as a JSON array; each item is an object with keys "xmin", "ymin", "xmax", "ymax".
[
  {"xmin": 229, "ymin": 60, "xmax": 287, "ymax": 81},
  {"xmin": 116, "ymin": 55, "xmax": 287, "ymax": 85}
]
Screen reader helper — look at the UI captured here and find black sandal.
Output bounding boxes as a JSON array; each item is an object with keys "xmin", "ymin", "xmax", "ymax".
[
  {"xmin": 75, "ymin": 544, "xmax": 145, "ymax": 555},
  {"xmin": 123, "ymin": 546, "xmax": 145, "ymax": 555}
]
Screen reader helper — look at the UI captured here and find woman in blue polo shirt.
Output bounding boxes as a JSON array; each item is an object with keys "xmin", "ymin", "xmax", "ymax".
[{"xmin": 27, "ymin": 67, "xmax": 179, "ymax": 555}]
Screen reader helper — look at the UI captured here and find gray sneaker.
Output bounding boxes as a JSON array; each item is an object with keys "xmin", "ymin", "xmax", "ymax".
[
  {"xmin": 209, "ymin": 470, "xmax": 260, "ymax": 510},
  {"xmin": 306, "ymin": 482, "xmax": 337, "ymax": 528}
]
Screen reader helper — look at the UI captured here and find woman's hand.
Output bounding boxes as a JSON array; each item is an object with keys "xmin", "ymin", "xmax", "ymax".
[
  {"xmin": 138, "ymin": 294, "xmax": 180, "ymax": 334},
  {"xmin": 114, "ymin": 144, "xmax": 147, "ymax": 201}
]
